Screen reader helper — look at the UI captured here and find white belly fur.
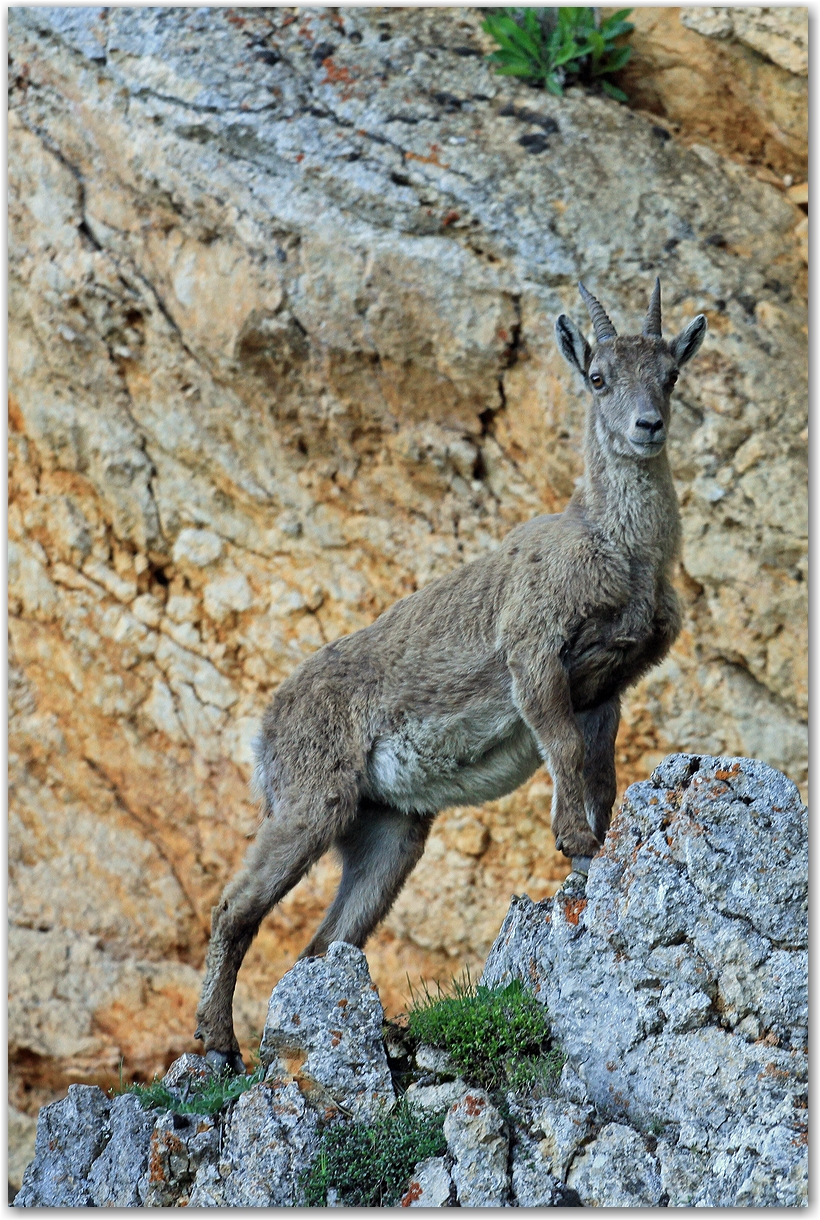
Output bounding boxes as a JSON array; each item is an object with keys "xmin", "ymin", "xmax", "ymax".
[{"xmin": 362, "ymin": 713, "xmax": 542, "ymax": 814}]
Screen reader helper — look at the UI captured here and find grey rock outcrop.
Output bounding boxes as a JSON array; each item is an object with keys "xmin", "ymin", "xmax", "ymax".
[
  {"xmin": 510, "ymin": 1131, "xmax": 581, "ymax": 1207},
  {"xmin": 86, "ymin": 1094, "xmax": 156, "ymax": 1207},
  {"xmin": 443, "ymin": 1090, "xmax": 510, "ymax": 1208},
  {"xmin": 15, "ymin": 754, "xmax": 807, "ymax": 1208},
  {"xmin": 15, "ymin": 1085, "xmax": 114, "ymax": 1208},
  {"xmin": 566, "ymin": 1122, "xmax": 664, "ymax": 1207},
  {"xmin": 482, "ymin": 753, "xmax": 808, "ymax": 1208},
  {"xmin": 260, "ymin": 940, "xmax": 395, "ymax": 1120},
  {"xmin": 143, "ymin": 1110, "xmax": 220, "ymax": 1207},
  {"xmin": 400, "ymin": 1156, "xmax": 454, "ymax": 1208},
  {"xmin": 187, "ymin": 1078, "xmax": 320, "ymax": 1207}
]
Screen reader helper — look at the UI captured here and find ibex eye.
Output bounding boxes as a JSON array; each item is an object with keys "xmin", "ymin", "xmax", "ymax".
[
  {"xmin": 590, "ymin": 373, "xmax": 605, "ymax": 389},
  {"xmin": 666, "ymin": 370, "xmax": 679, "ymax": 388}
]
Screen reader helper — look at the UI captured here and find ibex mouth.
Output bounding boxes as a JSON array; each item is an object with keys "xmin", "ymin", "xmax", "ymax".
[{"xmin": 628, "ymin": 436, "xmax": 666, "ymax": 458}]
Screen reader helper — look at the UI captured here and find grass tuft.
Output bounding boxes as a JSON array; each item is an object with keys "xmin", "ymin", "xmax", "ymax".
[
  {"xmin": 407, "ymin": 973, "xmax": 564, "ymax": 1092},
  {"xmin": 300, "ymin": 1097, "xmax": 447, "ymax": 1207},
  {"xmin": 117, "ymin": 1064, "xmax": 266, "ymax": 1116}
]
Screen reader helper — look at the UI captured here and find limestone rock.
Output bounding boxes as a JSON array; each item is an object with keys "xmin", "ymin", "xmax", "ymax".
[
  {"xmin": 14, "ymin": 1085, "xmax": 111, "ymax": 1207},
  {"xmin": 259, "ymin": 941, "xmax": 395, "ymax": 1120},
  {"xmin": 400, "ymin": 1156, "xmax": 454, "ymax": 1208},
  {"xmin": 511, "ymin": 1131, "xmax": 581, "ymax": 1207},
  {"xmin": 143, "ymin": 1110, "xmax": 220, "ymax": 1207},
  {"xmin": 405, "ymin": 1078, "xmax": 468, "ymax": 1116},
  {"xmin": 681, "ymin": 7, "xmax": 808, "ymax": 76},
  {"xmin": 8, "ymin": 5, "xmax": 807, "ymax": 1108},
  {"xmin": 187, "ymin": 1079, "xmax": 320, "ymax": 1207},
  {"xmin": 414, "ymin": 1045, "xmax": 459, "ymax": 1076},
  {"xmin": 621, "ymin": 9, "xmax": 807, "ymax": 178},
  {"xmin": 10, "ymin": 753, "xmax": 809, "ymax": 1209},
  {"xmin": 161, "ymin": 1052, "xmax": 217, "ymax": 1094},
  {"xmin": 526, "ymin": 1095, "xmax": 594, "ymax": 1181},
  {"xmin": 482, "ymin": 754, "xmax": 808, "ymax": 1207},
  {"xmin": 87, "ymin": 1093, "xmax": 155, "ymax": 1207},
  {"xmin": 444, "ymin": 1090, "xmax": 509, "ymax": 1207},
  {"xmin": 566, "ymin": 1123, "xmax": 663, "ymax": 1207}
]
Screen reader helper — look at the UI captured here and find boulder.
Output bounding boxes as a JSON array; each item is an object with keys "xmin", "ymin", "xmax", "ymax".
[
  {"xmin": 259, "ymin": 940, "xmax": 395, "ymax": 1120},
  {"xmin": 15, "ymin": 1085, "xmax": 112, "ymax": 1208},
  {"xmin": 443, "ymin": 1090, "xmax": 509, "ymax": 1207},
  {"xmin": 11, "ymin": 754, "xmax": 809, "ymax": 1208},
  {"xmin": 187, "ymin": 1078, "xmax": 320, "ymax": 1207},
  {"xmin": 400, "ymin": 1156, "xmax": 454, "ymax": 1208},
  {"xmin": 482, "ymin": 754, "xmax": 808, "ymax": 1207}
]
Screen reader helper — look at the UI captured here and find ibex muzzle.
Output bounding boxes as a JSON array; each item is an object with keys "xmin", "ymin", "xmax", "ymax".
[{"xmin": 195, "ymin": 279, "xmax": 707, "ymax": 1072}]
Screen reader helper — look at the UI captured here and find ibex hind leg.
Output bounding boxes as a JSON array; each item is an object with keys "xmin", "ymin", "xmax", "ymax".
[
  {"xmin": 300, "ymin": 804, "xmax": 433, "ymax": 959},
  {"xmin": 195, "ymin": 800, "xmax": 352, "ymax": 1071}
]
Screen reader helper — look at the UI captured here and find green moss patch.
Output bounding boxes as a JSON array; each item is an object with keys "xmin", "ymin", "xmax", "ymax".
[
  {"xmin": 407, "ymin": 976, "xmax": 564, "ymax": 1092},
  {"xmin": 300, "ymin": 1097, "xmax": 447, "ymax": 1207}
]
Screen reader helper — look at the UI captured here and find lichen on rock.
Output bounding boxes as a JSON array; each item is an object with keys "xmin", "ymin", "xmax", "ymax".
[
  {"xmin": 259, "ymin": 941, "xmax": 395, "ymax": 1121},
  {"xmin": 483, "ymin": 753, "xmax": 808, "ymax": 1208},
  {"xmin": 13, "ymin": 753, "xmax": 809, "ymax": 1208}
]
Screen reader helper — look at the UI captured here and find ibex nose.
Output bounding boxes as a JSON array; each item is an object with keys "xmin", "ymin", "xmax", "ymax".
[{"xmin": 635, "ymin": 416, "xmax": 664, "ymax": 436}]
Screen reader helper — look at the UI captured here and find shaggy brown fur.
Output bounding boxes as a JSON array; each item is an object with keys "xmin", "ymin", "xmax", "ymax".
[{"xmin": 195, "ymin": 281, "xmax": 707, "ymax": 1070}]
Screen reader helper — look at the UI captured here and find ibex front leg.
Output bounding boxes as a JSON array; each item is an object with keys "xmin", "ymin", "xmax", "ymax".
[
  {"xmin": 577, "ymin": 695, "xmax": 620, "ymax": 844},
  {"xmin": 509, "ymin": 654, "xmax": 601, "ymax": 862}
]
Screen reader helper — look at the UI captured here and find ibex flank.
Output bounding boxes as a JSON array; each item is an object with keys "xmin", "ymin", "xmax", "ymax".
[{"xmin": 196, "ymin": 280, "xmax": 707, "ymax": 1071}]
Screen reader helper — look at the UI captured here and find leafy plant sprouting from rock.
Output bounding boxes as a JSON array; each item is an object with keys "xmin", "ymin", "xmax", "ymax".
[
  {"xmin": 119, "ymin": 1065, "xmax": 266, "ymax": 1117},
  {"xmin": 300, "ymin": 1097, "xmax": 447, "ymax": 1207},
  {"xmin": 407, "ymin": 976, "xmax": 565, "ymax": 1092},
  {"xmin": 482, "ymin": 7, "xmax": 634, "ymax": 101}
]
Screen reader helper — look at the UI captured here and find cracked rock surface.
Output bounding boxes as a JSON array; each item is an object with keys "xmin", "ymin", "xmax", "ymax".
[
  {"xmin": 482, "ymin": 753, "xmax": 808, "ymax": 1207},
  {"xmin": 9, "ymin": 4, "xmax": 806, "ymax": 1117},
  {"xmin": 14, "ymin": 755, "xmax": 808, "ymax": 1206},
  {"xmin": 259, "ymin": 940, "xmax": 395, "ymax": 1120}
]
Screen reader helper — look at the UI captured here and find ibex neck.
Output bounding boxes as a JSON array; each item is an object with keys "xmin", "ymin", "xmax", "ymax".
[{"xmin": 574, "ymin": 421, "xmax": 680, "ymax": 564}]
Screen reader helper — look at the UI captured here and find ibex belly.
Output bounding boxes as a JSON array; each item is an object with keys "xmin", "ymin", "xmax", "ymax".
[{"xmin": 363, "ymin": 711, "xmax": 541, "ymax": 814}]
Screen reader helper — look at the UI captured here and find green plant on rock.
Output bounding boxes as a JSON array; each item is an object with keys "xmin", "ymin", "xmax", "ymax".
[
  {"xmin": 300, "ymin": 1097, "xmax": 447, "ymax": 1207},
  {"xmin": 407, "ymin": 975, "xmax": 565, "ymax": 1093},
  {"xmin": 116, "ymin": 1064, "xmax": 266, "ymax": 1117},
  {"xmin": 482, "ymin": 7, "xmax": 634, "ymax": 101}
]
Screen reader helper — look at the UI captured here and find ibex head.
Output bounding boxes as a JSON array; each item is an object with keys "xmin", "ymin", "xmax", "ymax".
[{"xmin": 554, "ymin": 279, "xmax": 707, "ymax": 460}]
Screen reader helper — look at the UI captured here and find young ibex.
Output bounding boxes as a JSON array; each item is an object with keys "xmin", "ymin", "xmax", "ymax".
[{"xmin": 196, "ymin": 280, "xmax": 707, "ymax": 1071}]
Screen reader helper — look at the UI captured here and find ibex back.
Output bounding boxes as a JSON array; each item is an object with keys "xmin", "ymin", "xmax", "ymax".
[{"xmin": 196, "ymin": 280, "xmax": 707, "ymax": 1070}]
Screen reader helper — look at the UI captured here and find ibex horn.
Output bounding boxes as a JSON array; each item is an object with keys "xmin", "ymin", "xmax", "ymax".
[
  {"xmin": 643, "ymin": 277, "xmax": 663, "ymax": 337},
  {"xmin": 578, "ymin": 282, "xmax": 617, "ymax": 343}
]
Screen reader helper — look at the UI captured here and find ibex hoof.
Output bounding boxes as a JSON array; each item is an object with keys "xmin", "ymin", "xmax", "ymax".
[
  {"xmin": 558, "ymin": 870, "xmax": 588, "ymax": 898},
  {"xmin": 571, "ymin": 856, "xmax": 593, "ymax": 876},
  {"xmin": 204, "ymin": 1048, "xmax": 247, "ymax": 1076}
]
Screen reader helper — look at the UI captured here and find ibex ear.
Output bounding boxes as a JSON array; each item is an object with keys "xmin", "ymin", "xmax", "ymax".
[
  {"xmin": 670, "ymin": 314, "xmax": 707, "ymax": 367},
  {"xmin": 555, "ymin": 315, "xmax": 591, "ymax": 377}
]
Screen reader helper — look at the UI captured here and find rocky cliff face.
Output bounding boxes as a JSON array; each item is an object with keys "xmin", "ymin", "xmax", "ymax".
[
  {"xmin": 15, "ymin": 755, "xmax": 808, "ymax": 1208},
  {"xmin": 9, "ymin": 5, "xmax": 807, "ymax": 1131},
  {"xmin": 618, "ymin": 6, "xmax": 807, "ymax": 181}
]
